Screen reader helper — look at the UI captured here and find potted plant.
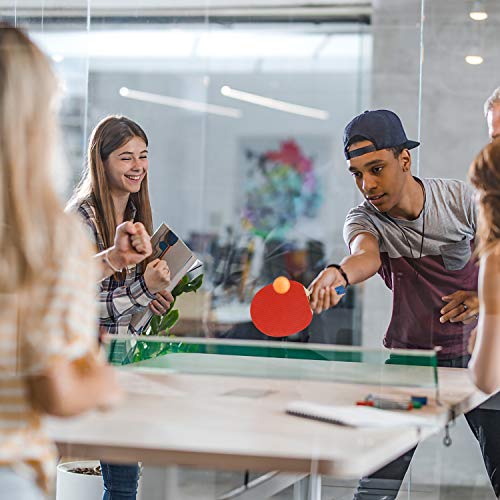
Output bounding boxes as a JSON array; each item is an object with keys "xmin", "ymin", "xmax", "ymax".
[
  {"xmin": 147, "ymin": 273, "xmax": 204, "ymax": 336},
  {"xmin": 107, "ymin": 273, "xmax": 204, "ymax": 365},
  {"xmin": 56, "ymin": 460, "xmax": 103, "ymax": 500}
]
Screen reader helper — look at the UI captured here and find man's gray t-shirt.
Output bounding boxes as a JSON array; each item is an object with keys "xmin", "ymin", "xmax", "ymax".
[{"xmin": 343, "ymin": 178, "xmax": 478, "ymax": 359}]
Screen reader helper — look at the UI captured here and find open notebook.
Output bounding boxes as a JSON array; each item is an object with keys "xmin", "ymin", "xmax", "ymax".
[{"xmin": 286, "ymin": 401, "xmax": 434, "ymax": 428}]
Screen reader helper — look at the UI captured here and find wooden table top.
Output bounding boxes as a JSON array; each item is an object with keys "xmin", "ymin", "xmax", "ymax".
[{"xmin": 46, "ymin": 355, "xmax": 487, "ymax": 479}]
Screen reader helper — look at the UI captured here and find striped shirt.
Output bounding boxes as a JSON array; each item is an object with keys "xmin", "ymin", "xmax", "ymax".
[
  {"xmin": 0, "ymin": 223, "xmax": 98, "ymax": 491},
  {"xmin": 76, "ymin": 200, "xmax": 155, "ymax": 336}
]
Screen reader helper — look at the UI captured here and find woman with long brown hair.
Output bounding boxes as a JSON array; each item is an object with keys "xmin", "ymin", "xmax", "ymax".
[
  {"xmin": 469, "ymin": 138, "xmax": 500, "ymax": 393},
  {"xmin": 0, "ymin": 24, "xmax": 128, "ymax": 499},
  {"xmin": 68, "ymin": 116, "xmax": 173, "ymax": 499},
  {"xmin": 68, "ymin": 115, "xmax": 173, "ymax": 336}
]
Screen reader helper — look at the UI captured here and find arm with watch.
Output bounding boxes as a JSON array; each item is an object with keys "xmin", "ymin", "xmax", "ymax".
[{"xmin": 308, "ymin": 232, "xmax": 381, "ymax": 314}]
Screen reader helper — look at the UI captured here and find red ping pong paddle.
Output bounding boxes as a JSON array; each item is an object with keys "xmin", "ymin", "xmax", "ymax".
[{"xmin": 250, "ymin": 277, "xmax": 313, "ymax": 338}]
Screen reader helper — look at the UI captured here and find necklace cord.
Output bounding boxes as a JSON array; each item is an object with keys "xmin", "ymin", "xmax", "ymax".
[{"xmin": 383, "ymin": 179, "xmax": 426, "ymax": 279}]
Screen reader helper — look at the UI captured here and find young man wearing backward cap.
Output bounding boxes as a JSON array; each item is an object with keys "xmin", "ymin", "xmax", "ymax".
[{"xmin": 309, "ymin": 109, "xmax": 500, "ymax": 499}]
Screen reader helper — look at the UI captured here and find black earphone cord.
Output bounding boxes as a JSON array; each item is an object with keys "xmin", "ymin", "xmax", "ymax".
[{"xmin": 383, "ymin": 180, "xmax": 426, "ymax": 279}]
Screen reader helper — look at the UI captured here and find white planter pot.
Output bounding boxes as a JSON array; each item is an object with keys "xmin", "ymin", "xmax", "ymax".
[{"xmin": 56, "ymin": 461, "xmax": 103, "ymax": 500}]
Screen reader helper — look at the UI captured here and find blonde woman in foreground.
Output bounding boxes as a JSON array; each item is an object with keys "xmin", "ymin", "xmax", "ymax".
[
  {"xmin": 0, "ymin": 24, "xmax": 149, "ymax": 499},
  {"xmin": 469, "ymin": 139, "xmax": 500, "ymax": 394}
]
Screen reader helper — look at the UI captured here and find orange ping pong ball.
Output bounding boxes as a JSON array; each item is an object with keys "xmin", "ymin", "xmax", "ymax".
[{"xmin": 273, "ymin": 276, "xmax": 290, "ymax": 294}]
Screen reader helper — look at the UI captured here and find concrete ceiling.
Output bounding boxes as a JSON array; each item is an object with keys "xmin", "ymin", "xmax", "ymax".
[
  {"xmin": 0, "ymin": 1, "xmax": 371, "ymax": 19},
  {"xmin": 0, "ymin": 0, "xmax": 368, "ymax": 7}
]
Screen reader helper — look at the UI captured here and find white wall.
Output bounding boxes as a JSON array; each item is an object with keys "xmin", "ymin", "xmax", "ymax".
[{"xmin": 88, "ymin": 70, "xmax": 370, "ymax": 262}]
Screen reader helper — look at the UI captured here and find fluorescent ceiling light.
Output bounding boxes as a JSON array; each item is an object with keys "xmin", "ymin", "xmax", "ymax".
[
  {"xmin": 220, "ymin": 85, "xmax": 329, "ymax": 120},
  {"xmin": 119, "ymin": 87, "xmax": 241, "ymax": 119},
  {"xmin": 465, "ymin": 55, "xmax": 484, "ymax": 65}
]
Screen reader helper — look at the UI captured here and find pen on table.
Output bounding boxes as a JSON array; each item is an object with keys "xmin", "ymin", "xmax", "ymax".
[
  {"xmin": 356, "ymin": 399, "xmax": 413, "ymax": 411},
  {"xmin": 365, "ymin": 393, "xmax": 427, "ymax": 408}
]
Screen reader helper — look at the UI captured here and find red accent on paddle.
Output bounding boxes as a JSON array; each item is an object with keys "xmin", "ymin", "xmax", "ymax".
[{"xmin": 250, "ymin": 278, "xmax": 313, "ymax": 337}]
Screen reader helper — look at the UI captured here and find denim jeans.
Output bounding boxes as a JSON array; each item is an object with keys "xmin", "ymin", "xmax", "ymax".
[
  {"xmin": 101, "ymin": 461, "xmax": 140, "ymax": 500},
  {"xmin": 0, "ymin": 467, "xmax": 45, "ymax": 500},
  {"xmin": 354, "ymin": 355, "xmax": 500, "ymax": 499}
]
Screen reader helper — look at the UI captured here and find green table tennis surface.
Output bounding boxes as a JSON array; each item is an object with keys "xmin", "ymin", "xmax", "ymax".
[
  {"xmin": 105, "ymin": 336, "xmax": 439, "ymax": 390},
  {"xmin": 128, "ymin": 351, "xmax": 438, "ymax": 389}
]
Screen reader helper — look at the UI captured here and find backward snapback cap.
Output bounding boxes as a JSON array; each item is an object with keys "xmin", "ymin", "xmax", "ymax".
[{"xmin": 343, "ymin": 109, "xmax": 420, "ymax": 160}]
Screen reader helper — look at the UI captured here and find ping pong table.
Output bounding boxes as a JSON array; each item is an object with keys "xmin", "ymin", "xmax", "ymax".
[{"xmin": 47, "ymin": 337, "xmax": 487, "ymax": 499}]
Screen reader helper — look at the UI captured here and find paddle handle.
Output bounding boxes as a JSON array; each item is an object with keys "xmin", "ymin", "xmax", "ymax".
[{"xmin": 304, "ymin": 285, "xmax": 346, "ymax": 298}]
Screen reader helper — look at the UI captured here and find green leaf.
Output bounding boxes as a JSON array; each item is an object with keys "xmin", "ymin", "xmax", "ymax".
[
  {"xmin": 188, "ymin": 274, "xmax": 204, "ymax": 291},
  {"xmin": 181, "ymin": 274, "xmax": 203, "ymax": 294},
  {"xmin": 159, "ymin": 309, "xmax": 173, "ymax": 330},
  {"xmin": 159, "ymin": 309, "xmax": 179, "ymax": 334},
  {"xmin": 172, "ymin": 275, "xmax": 189, "ymax": 296},
  {"xmin": 127, "ymin": 341, "xmax": 147, "ymax": 364},
  {"xmin": 150, "ymin": 315, "xmax": 160, "ymax": 335}
]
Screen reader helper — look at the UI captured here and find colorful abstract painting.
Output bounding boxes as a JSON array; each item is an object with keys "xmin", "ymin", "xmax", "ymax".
[{"xmin": 240, "ymin": 138, "xmax": 324, "ymax": 239}]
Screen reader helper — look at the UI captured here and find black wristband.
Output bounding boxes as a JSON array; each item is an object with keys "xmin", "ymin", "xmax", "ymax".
[{"xmin": 326, "ymin": 264, "xmax": 350, "ymax": 287}]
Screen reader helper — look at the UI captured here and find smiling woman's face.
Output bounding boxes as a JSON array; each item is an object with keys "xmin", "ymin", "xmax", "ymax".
[{"xmin": 105, "ymin": 136, "xmax": 148, "ymax": 197}]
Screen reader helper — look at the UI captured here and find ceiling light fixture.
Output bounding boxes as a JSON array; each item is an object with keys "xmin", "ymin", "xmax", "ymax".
[
  {"xmin": 220, "ymin": 86, "xmax": 329, "ymax": 120},
  {"xmin": 465, "ymin": 55, "xmax": 484, "ymax": 65},
  {"xmin": 119, "ymin": 87, "xmax": 241, "ymax": 119},
  {"xmin": 469, "ymin": 1, "xmax": 488, "ymax": 21}
]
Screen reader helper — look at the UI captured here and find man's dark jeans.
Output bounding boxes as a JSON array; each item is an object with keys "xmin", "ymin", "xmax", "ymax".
[
  {"xmin": 354, "ymin": 355, "xmax": 500, "ymax": 499},
  {"xmin": 101, "ymin": 462, "xmax": 140, "ymax": 500}
]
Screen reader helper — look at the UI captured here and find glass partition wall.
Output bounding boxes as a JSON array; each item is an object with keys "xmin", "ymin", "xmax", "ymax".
[
  {"xmin": 2, "ymin": 1, "xmax": 498, "ymax": 498},
  {"xmin": 2, "ymin": 3, "xmax": 373, "ymax": 349}
]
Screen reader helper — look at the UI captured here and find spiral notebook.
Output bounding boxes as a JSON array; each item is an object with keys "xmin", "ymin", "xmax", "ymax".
[{"xmin": 286, "ymin": 401, "xmax": 432, "ymax": 428}]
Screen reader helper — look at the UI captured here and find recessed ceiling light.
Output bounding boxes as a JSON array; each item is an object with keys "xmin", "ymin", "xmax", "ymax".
[
  {"xmin": 470, "ymin": 11, "xmax": 488, "ymax": 20},
  {"xmin": 465, "ymin": 55, "xmax": 484, "ymax": 65},
  {"xmin": 469, "ymin": 1, "xmax": 488, "ymax": 21},
  {"xmin": 51, "ymin": 54, "xmax": 64, "ymax": 63}
]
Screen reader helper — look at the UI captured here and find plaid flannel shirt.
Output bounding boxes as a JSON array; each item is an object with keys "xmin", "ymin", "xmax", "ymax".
[{"xmin": 77, "ymin": 200, "xmax": 156, "ymax": 335}]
